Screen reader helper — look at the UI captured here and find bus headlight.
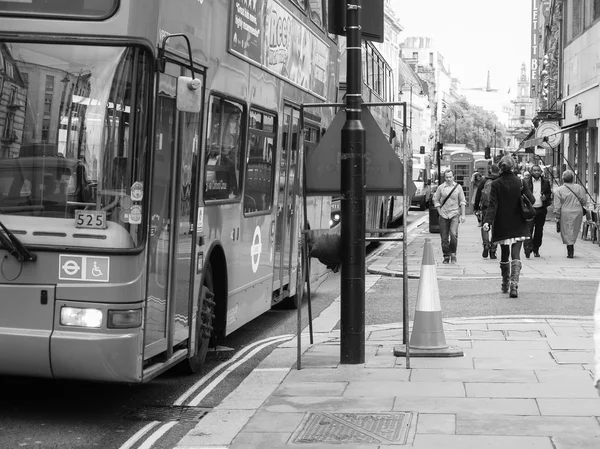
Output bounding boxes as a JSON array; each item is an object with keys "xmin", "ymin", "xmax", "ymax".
[
  {"xmin": 329, "ymin": 213, "xmax": 341, "ymax": 228},
  {"xmin": 60, "ymin": 307, "xmax": 103, "ymax": 328},
  {"xmin": 107, "ymin": 309, "xmax": 142, "ymax": 329}
]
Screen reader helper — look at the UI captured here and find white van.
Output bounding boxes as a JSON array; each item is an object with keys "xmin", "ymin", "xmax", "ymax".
[{"xmin": 411, "ymin": 154, "xmax": 432, "ymax": 210}]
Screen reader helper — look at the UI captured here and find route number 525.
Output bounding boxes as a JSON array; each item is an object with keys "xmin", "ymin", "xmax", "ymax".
[{"xmin": 75, "ymin": 210, "xmax": 107, "ymax": 229}]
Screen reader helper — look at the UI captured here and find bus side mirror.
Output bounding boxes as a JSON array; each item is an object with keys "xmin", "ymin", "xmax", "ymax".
[{"xmin": 177, "ymin": 76, "xmax": 202, "ymax": 113}]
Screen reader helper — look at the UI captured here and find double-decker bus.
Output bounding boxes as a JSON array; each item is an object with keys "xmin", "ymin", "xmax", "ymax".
[
  {"xmin": 474, "ymin": 157, "xmax": 492, "ymax": 176},
  {"xmin": 0, "ymin": 0, "xmax": 338, "ymax": 382},
  {"xmin": 330, "ymin": 40, "xmax": 405, "ymax": 231}
]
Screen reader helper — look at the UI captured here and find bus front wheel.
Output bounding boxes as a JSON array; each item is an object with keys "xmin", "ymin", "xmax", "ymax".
[{"xmin": 186, "ymin": 263, "xmax": 216, "ymax": 373}]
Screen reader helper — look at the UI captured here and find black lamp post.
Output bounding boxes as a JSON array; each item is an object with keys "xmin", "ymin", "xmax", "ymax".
[{"xmin": 493, "ymin": 126, "xmax": 497, "ymax": 156}]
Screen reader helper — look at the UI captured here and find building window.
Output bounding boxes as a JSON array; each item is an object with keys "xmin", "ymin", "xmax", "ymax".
[
  {"xmin": 9, "ymin": 86, "xmax": 17, "ymax": 105},
  {"xmin": 44, "ymin": 92, "xmax": 52, "ymax": 116},
  {"xmin": 45, "ymin": 75, "xmax": 54, "ymax": 92},
  {"xmin": 566, "ymin": 0, "xmax": 600, "ymax": 41},
  {"xmin": 42, "ymin": 118, "xmax": 50, "ymax": 143},
  {"xmin": 5, "ymin": 62, "xmax": 13, "ymax": 78},
  {"xmin": 3, "ymin": 112, "xmax": 14, "ymax": 139},
  {"xmin": 429, "ymin": 52, "xmax": 434, "ymax": 66},
  {"xmin": 520, "ymin": 107, "xmax": 525, "ymax": 117},
  {"xmin": 412, "ymin": 52, "xmax": 418, "ymax": 60}
]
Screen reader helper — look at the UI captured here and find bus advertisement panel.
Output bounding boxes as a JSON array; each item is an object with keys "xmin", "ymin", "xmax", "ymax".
[{"xmin": 0, "ymin": 0, "xmax": 338, "ymax": 382}]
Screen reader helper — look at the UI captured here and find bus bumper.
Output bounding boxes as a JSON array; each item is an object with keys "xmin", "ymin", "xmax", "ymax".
[{"xmin": 51, "ymin": 330, "xmax": 143, "ymax": 382}]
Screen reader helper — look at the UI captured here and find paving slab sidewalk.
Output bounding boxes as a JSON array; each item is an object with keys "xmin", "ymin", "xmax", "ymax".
[{"xmin": 173, "ymin": 213, "xmax": 600, "ymax": 449}]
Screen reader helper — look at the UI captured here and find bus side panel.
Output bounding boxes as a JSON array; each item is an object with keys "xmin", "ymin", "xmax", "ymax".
[{"xmin": 228, "ymin": 214, "xmax": 273, "ymax": 334}]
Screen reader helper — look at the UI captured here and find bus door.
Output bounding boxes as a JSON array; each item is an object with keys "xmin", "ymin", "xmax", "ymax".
[
  {"xmin": 273, "ymin": 105, "xmax": 300, "ymax": 296},
  {"xmin": 145, "ymin": 62, "xmax": 204, "ymax": 360}
]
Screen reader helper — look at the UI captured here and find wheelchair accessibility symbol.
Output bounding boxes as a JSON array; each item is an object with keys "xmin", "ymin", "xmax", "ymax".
[
  {"xmin": 91, "ymin": 261, "xmax": 103, "ymax": 277},
  {"xmin": 59, "ymin": 255, "xmax": 110, "ymax": 282}
]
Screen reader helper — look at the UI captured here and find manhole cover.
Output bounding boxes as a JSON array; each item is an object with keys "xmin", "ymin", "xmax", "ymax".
[
  {"xmin": 291, "ymin": 412, "xmax": 412, "ymax": 444},
  {"xmin": 123, "ymin": 405, "xmax": 210, "ymax": 422}
]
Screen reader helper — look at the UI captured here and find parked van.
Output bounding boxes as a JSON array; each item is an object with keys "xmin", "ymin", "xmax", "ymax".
[{"xmin": 411, "ymin": 154, "xmax": 432, "ymax": 210}]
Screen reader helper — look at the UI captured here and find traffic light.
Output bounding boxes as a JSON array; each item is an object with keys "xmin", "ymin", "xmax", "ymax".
[
  {"xmin": 484, "ymin": 146, "xmax": 491, "ymax": 159},
  {"xmin": 419, "ymin": 145, "xmax": 425, "ymax": 154},
  {"xmin": 436, "ymin": 142, "xmax": 443, "ymax": 151}
]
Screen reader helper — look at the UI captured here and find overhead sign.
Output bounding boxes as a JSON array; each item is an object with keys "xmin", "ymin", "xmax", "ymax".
[
  {"xmin": 306, "ymin": 106, "xmax": 416, "ymax": 197},
  {"xmin": 530, "ymin": 0, "xmax": 539, "ymax": 98}
]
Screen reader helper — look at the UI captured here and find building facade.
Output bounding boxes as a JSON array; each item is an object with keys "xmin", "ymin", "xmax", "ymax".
[{"xmin": 529, "ymin": 0, "xmax": 599, "ymax": 204}]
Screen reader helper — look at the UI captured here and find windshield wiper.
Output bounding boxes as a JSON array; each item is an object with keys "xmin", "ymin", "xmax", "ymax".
[{"xmin": 0, "ymin": 220, "xmax": 36, "ymax": 262}]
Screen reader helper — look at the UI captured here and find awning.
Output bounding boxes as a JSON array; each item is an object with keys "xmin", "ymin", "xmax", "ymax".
[{"xmin": 522, "ymin": 119, "xmax": 596, "ymax": 149}]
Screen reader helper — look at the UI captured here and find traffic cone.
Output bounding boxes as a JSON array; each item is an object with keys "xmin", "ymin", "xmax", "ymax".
[{"xmin": 394, "ymin": 238, "xmax": 463, "ymax": 357}]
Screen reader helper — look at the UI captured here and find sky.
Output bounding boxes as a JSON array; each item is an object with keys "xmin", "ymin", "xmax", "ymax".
[{"xmin": 392, "ymin": 0, "xmax": 532, "ymax": 94}]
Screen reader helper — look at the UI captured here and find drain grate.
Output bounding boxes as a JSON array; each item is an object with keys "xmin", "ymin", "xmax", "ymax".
[
  {"xmin": 123, "ymin": 405, "xmax": 210, "ymax": 422},
  {"xmin": 291, "ymin": 412, "xmax": 412, "ymax": 445}
]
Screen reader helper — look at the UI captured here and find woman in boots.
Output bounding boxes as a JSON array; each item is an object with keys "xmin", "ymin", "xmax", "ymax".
[
  {"xmin": 554, "ymin": 169, "xmax": 587, "ymax": 258},
  {"xmin": 483, "ymin": 156, "xmax": 535, "ymax": 298}
]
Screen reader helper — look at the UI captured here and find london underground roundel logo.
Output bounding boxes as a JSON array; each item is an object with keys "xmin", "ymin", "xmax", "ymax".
[{"xmin": 251, "ymin": 226, "xmax": 262, "ymax": 273}]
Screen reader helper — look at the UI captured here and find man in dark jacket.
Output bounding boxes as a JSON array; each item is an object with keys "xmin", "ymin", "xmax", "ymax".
[
  {"xmin": 474, "ymin": 164, "xmax": 500, "ymax": 259},
  {"xmin": 522, "ymin": 164, "xmax": 552, "ymax": 258}
]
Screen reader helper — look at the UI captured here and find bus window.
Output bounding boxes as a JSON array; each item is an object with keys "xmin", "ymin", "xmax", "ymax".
[
  {"xmin": 204, "ymin": 96, "xmax": 244, "ymax": 201},
  {"xmin": 244, "ymin": 109, "xmax": 276, "ymax": 214}
]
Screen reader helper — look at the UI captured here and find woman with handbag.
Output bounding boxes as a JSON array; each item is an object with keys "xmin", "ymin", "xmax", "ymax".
[
  {"xmin": 483, "ymin": 156, "xmax": 535, "ymax": 298},
  {"xmin": 554, "ymin": 169, "xmax": 587, "ymax": 258}
]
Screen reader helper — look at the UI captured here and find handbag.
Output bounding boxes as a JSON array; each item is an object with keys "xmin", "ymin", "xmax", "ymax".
[{"xmin": 520, "ymin": 181, "xmax": 536, "ymax": 221}]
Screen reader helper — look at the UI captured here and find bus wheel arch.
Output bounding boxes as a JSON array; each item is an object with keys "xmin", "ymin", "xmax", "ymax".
[
  {"xmin": 184, "ymin": 245, "xmax": 227, "ymax": 373},
  {"xmin": 205, "ymin": 245, "xmax": 228, "ymax": 347}
]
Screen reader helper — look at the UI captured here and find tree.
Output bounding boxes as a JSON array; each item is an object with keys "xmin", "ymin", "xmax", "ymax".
[{"xmin": 439, "ymin": 97, "xmax": 507, "ymax": 152}]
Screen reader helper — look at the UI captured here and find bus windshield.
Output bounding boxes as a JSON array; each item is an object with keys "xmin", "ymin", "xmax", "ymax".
[{"xmin": 0, "ymin": 43, "xmax": 151, "ymax": 250}]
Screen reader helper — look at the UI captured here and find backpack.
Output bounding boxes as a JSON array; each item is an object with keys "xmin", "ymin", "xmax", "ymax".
[{"xmin": 479, "ymin": 178, "xmax": 493, "ymax": 209}]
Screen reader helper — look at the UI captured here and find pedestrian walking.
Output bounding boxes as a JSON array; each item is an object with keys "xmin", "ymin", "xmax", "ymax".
[
  {"xmin": 483, "ymin": 156, "xmax": 535, "ymax": 298},
  {"xmin": 522, "ymin": 164, "xmax": 552, "ymax": 258},
  {"xmin": 553, "ymin": 169, "xmax": 587, "ymax": 258},
  {"xmin": 473, "ymin": 163, "xmax": 500, "ymax": 259},
  {"xmin": 433, "ymin": 169, "xmax": 466, "ymax": 264},
  {"xmin": 471, "ymin": 172, "xmax": 483, "ymax": 210}
]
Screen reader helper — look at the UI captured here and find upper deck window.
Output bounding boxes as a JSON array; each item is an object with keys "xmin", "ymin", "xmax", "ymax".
[{"xmin": 0, "ymin": 0, "xmax": 119, "ymax": 20}]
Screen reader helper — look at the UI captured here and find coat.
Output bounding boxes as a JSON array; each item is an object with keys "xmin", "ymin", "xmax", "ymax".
[
  {"xmin": 522, "ymin": 176, "xmax": 552, "ymax": 208},
  {"xmin": 554, "ymin": 183, "xmax": 586, "ymax": 245},
  {"xmin": 483, "ymin": 171, "xmax": 535, "ymax": 243},
  {"xmin": 473, "ymin": 173, "xmax": 499, "ymax": 211}
]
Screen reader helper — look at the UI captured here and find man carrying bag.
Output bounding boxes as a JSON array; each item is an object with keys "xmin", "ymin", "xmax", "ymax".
[{"xmin": 433, "ymin": 169, "xmax": 466, "ymax": 264}]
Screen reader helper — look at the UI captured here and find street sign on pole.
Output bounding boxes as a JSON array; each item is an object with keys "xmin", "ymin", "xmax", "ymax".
[{"xmin": 305, "ymin": 106, "xmax": 414, "ymax": 196}]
